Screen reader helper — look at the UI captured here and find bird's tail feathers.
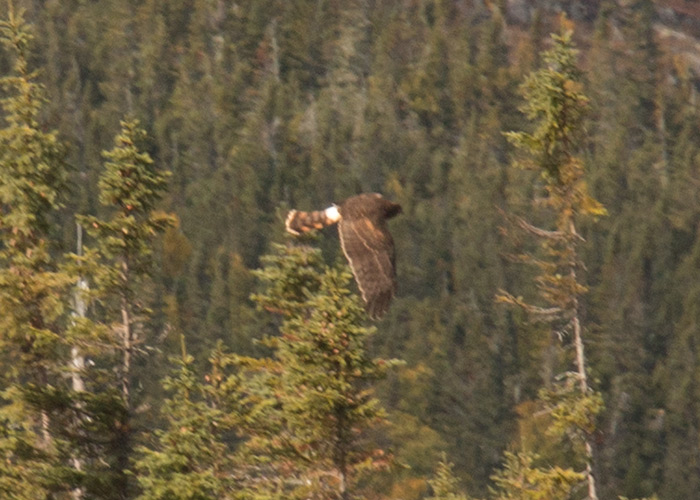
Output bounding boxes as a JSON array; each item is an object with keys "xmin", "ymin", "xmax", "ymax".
[{"xmin": 285, "ymin": 206, "xmax": 341, "ymax": 235}]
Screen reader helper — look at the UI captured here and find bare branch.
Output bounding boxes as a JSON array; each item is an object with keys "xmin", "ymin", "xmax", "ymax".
[
  {"xmin": 498, "ymin": 206, "xmax": 585, "ymax": 242},
  {"xmin": 495, "ymin": 290, "xmax": 563, "ymax": 321}
]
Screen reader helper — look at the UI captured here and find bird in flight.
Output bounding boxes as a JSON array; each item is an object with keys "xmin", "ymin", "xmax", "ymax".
[{"xmin": 285, "ymin": 193, "xmax": 402, "ymax": 319}]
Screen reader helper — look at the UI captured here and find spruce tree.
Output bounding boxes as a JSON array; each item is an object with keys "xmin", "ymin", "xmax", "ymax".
[
  {"xmin": 498, "ymin": 24, "xmax": 605, "ymax": 500},
  {"xmin": 489, "ymin": 451, "xmax": 584, "ymax": 500},
  {"xmin": 75, "ymin": 119, "xmax": 174, "ymax": 496},
  {"xmin": 0, "ymin": 6, "xmax": 74, "ymax": 497},
  {"xmin": 134, "ymin": 340, "xmax": 240, "ymax": 500},
  {"xmin": 427, "ymin": 456, "xmax": 472, "ymax": 500},
  {"xmin": 79, "ymin": 118, "xmax": 173, "ymax": 401},
  {"xmin": 236, "ymin": 242, "xmax": 398, "ymax": 499}
]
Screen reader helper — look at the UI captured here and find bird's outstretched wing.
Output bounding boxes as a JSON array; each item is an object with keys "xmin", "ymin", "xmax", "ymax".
[{"xmin": 338, "ymin": 215, "xmax": 396, "ymax": 319}]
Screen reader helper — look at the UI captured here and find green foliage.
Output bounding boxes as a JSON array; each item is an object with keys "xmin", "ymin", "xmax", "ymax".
[
  {"xmin": 539, "ymin": 373, "xmax": 604, "ymax": 451},
  {"xmin": 0, "ymin": 386, "xmax": 55, "ymax": 500},
  {"xmin": 0, "ymin": 6, "xmax": 74, "ymax": 497},
  {"xmin": 505, "ymin": 24, "xmax": 585, "ymax": 174},
  {"xmin": 5, "ymin": 2, "xmax": 700, "ymax": 498},
  {"xmin": 252, "ymin": 242, "xmax": 327, "ymax": 316},
  {"xmin": 134, "ymin": 341, "xmax": 240, "ymax": 500},
  {"xmin": 500, "ymin": 23, "xmax": 601, "ymax": 366},
  {"xmin": 238, "ymin": 242, "xmax": 399, "ymax": 499},
  {"xmin": 505, "ymin": 27, "xmax": 605, "ymax": 222},
  {"xmin": 79, "ymin": 119, "xmax": 174, "ymax": 285},
  {"xmin": 499, "ymin": 23, "xmax": 604, "ymax": 500},
  {"xmin": 0, "ymin": 5, "xmax": 70, "ymax": 356},
  {"xmin": 489, "ymin": 451, "xmax": 584, "ymax": 500},
  {"xmin": 0, "ymin": 9, "xmax": 67, "ymax": 240},
  {"xmin": 427, "ymin": 455, "xmax": 472, "ymax": 500},
  {"xmin": 67, "ymin": 118, "xmax": 175, "ymax": 497},
  {"xmin": 75, "ymin": 118, "xmax": 174, "ymax": 387}
]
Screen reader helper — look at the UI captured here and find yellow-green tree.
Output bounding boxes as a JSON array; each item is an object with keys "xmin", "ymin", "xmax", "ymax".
[
  {"xmin": 427, "ymin": 456, "xmax": 474, "ymax": 500},
  {"xmin": 236, "ymin": 242, "xmax": 398, "ymax": 499},
  {"xmin": 75, "ymin": 119, "xmax": 174, "ymax": 496},
  {"xmin": 0, "ymin": 6, "xmax": 75, "ymax": 497},
  {"xmin": 498, "ymin": 23, "xmax": 605, "ymax": 500},
  {"xmin": 134, "ymin": 341, "xmax": 241, "ymax": 500}
]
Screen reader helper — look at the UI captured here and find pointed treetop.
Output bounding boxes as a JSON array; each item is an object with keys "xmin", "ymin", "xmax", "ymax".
[
  {"xmin": 99, "ymin": 119, "xmax": 170, "ymax": 214},
  {"xmin": 0, "ymin": 3, "xmax": 33, "ymax": 72}
]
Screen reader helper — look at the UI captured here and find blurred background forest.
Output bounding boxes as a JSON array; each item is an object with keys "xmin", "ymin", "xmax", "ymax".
[{"xmin": 3, "ymin": 0, "xmax": 700, "ymax": 499}]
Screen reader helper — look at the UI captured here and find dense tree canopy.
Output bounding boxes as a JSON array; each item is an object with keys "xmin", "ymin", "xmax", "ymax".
[{"xmin": 1, "ymin": 1, "xmax": 699, "ymax": 499}]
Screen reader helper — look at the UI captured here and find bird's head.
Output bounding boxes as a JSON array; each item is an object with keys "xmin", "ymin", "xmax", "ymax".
[{"xmin": 383, "ymin": 200, "xmax": 402, "ymax": 219}]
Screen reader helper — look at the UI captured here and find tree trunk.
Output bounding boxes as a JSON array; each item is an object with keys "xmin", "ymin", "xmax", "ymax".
[
  {"xmin": 121, "ymin": 258, "xmax": 132, "ymax": 407},
  {"xmin": 70, "ymin": 225, "xmax": 87, "ymax": 500},
  {"xmin": 569, "ymin": 218, "xmax": 598, "ymax": 500}
]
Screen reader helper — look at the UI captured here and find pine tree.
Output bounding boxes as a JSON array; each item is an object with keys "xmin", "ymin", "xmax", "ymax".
[
  {"xmin": 498, "ymin": 23, "xmax": 605, "ymax": 500},
  {"xmin": 236, "ymin": 242, "xmax": 398, "ymax": 499},
  {"xmin": 0, "ymin": 6, "xmax": 75, "ymax": 497}
]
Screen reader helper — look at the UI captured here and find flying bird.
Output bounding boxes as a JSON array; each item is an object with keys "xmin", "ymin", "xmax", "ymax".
[{"xmin": 285, "ymin": 193, "xmax": 402, "ymax": 319}]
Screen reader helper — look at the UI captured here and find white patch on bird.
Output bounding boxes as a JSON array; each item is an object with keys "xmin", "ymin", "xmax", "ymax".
[{"xmin": 325, "ymin": 205, "xmax": 341, "ymax": 223}]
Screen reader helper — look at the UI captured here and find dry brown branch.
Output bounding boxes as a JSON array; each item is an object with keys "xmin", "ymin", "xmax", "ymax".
[{"xmin": 495, "ymin": 290, "xmax": 563, "ymax": 321}]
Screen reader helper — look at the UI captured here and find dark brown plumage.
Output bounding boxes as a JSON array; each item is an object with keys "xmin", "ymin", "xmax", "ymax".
[{"xmin": 285, "ymin": 193, "xmax": 402, "ymax": 319}]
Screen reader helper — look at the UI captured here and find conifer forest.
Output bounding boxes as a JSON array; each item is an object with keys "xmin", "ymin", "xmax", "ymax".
[{"xmin": 4, "ymin": 0, "xmax": 700, "ymax": 498}]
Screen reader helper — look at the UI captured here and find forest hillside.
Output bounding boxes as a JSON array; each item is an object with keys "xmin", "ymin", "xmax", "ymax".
[{"xmin": 2, "ymin": 1, "xmax": 700, "ymax": 499}]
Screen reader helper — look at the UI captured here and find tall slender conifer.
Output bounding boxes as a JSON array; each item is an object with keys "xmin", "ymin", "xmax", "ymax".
[{"xmin": 499, "ymin": 24, "xmax": 605, "ymax": 500}]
